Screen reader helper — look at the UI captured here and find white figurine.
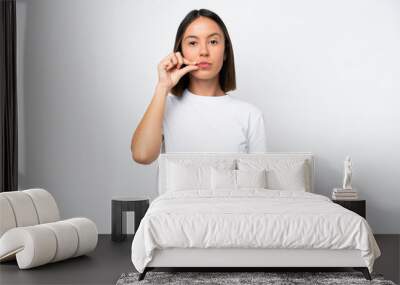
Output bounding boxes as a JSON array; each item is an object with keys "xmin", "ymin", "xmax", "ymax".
[{"xmin": 342, "ymin": 155, "xmax": 353, "ymax": 190}]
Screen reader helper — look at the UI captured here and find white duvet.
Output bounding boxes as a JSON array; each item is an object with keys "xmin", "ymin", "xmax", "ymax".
[{"xmin": 131, "ymin": 189, "xmax": 381, "ymax": 273}]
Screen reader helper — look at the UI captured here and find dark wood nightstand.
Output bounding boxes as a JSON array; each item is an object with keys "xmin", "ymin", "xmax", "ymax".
[
  {"xmin": 332, "ymin": 199, "xmax": 366, "ymax": 219},
  {"xmin": 111, "ymin": 197, "xmax": 150, "ymax": 242}
]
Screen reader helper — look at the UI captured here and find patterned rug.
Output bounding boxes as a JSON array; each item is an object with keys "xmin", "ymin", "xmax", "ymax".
[{"xmin": 116, "ymin": 271, "xmax": 397, "ymax": 285}]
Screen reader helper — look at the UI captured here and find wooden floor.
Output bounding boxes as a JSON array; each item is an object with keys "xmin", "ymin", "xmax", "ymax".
[{"xmin": 0, "ymin": 234, "xmax": 398, "ymax": 285}]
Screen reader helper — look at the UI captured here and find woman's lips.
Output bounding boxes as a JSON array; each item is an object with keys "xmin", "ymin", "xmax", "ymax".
[{"xmin": 196, "ymin": 63, "xmax": 211, "ymax": 68}]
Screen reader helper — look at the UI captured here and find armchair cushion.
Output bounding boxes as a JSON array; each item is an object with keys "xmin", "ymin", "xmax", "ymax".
[
  {"xmin": 0, "ymin": 218, "xmax": 97, "ymax": 269},
  {"xmin": 0, "ymin": 189, "xmax": 98, "ymax": 269}
]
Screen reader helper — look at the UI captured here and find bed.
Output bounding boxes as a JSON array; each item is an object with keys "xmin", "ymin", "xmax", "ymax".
[{"xmin": 130, "ymin": 152, "xmax": 381, "ymax": 281}]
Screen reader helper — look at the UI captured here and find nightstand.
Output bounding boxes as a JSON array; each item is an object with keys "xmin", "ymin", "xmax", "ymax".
[
  {"xmin": 332, "ymin": 199, "xmax": 366, "ymax": 219},
  {"xmin": 111, "ymin": 197, "xmax": 150, "ymax": 242}
]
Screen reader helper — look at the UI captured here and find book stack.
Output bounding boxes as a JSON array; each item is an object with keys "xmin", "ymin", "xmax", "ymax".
[{"xmin": 332, "ymin": 188, "xmax": 358, "ymax": 200}]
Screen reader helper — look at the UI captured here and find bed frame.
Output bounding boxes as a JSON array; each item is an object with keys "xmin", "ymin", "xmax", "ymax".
[
  {"xmin": 138, "ymin": 152, "xmax": 372, "ymax": 281},
  {"xmin": 141, "ymin": 248, "xmax": 371, "ymax": 280}
]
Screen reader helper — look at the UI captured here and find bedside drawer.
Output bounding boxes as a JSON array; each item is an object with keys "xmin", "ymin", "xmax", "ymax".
[{"xmin": 332, "ymin": 200, "xmax": 366, "ymax": 219}]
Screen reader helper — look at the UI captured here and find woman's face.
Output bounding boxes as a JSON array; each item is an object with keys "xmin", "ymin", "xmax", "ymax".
[{"xmin": 181, "ymin": 16, "xmax": 226, "ymax": 80}]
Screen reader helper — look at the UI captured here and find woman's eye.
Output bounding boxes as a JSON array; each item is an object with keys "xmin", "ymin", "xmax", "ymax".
[{"xmin": 188, "ymin": 40, "xmax": 218, "ymax": 46}]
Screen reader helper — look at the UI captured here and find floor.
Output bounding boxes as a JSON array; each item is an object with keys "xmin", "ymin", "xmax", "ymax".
[{"xmin": 0, "ymin": 234, "xmax": 399, "ymax": 285}]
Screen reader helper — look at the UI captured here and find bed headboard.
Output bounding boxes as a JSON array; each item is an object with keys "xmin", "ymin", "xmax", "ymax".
[{"xmin": 156, "ymin": 152, "xmax": 315, "ymax": 195}]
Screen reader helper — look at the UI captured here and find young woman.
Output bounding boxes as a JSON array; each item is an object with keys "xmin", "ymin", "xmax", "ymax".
[{"xmin": 131, "ymin": 9, "xmax": 267, "ymax": 165}]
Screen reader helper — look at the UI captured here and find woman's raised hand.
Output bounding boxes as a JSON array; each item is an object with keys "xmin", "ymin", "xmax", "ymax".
[{"xmin": 157, "ymin": 52, "xmax": 199, "ymax": 92}]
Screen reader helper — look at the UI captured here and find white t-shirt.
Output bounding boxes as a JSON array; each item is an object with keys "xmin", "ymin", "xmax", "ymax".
[{"xmin": 161, "ymin": 88, "xmax": 268, "ymax": 153}]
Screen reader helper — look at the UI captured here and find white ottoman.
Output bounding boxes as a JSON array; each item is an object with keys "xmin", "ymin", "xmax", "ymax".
[{"xmin": 0, "ymin": 189, "xmax": 98, "ymax": 269}]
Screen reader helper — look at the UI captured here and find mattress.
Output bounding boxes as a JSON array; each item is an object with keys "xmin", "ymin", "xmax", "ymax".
[{"xmin": 131, "ymin": 189, "xmax": 381, "ymax": 273}]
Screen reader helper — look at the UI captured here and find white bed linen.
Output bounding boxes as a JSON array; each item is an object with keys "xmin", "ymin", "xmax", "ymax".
[{"xmin": 131, "ymin": 189, "xmax": 381, "ymax": 273}]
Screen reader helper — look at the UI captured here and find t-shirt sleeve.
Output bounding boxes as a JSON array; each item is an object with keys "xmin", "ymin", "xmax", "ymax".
[{"xmin": 247, "ymin": 111, "xmax": 268, "ymax": 153}]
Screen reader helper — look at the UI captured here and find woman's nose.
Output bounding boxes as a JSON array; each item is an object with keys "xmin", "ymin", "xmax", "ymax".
[{"xmin": 199, "ymin": 44, "xmax": 209, "ymax": 56}]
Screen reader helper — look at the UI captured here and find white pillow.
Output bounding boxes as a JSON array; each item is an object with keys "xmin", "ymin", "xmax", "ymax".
[
  {"xmin": 211, "ymin": 168, "xmax": 236, "ymax": 190},
  {"xmin": 211, "ymin": 168, "xmax": 268, "ymax": 190},
  {"xmin": 237, "ymin": 158, "xmax": 308, "ymax": 191},
  {"xmin": 236, "ymin": 169, "xmax": 267, "ymax": 189},
  {"xmin": 166, "ymin": 159, "xmax": 235, "ymax": 192}
]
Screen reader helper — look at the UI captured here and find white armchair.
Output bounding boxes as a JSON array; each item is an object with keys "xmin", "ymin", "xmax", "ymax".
[{"xmin": 0, "ymin": 188, "xmax": 98, "ymax": 269}]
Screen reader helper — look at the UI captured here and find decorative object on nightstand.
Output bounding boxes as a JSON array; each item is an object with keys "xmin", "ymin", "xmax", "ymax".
[
  {"xmin": 111, "ymin": 197, "xmax": 150, "ymax": 242},
  {"xmin": 332, "ymin": 199, "xmax": 366, "ymax": 219},
  {"xmin": 342, "ymin": 155, "xmax": 353, "ymax": 190},
  {"xmin": 332, "ymin": 155, "xmax": 359, "ymax": 200}
]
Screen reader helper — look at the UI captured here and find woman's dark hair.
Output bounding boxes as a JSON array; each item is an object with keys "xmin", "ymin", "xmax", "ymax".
[{"xmin": 171, "ymin": 9, "xmax": 236, "ymax": 96}]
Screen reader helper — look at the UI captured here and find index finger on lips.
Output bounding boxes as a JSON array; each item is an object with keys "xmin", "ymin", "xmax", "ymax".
[
  {"xmin": 170, "ymin": 55, "xmax": 177, "ymax": 66},
  {"xmin": 175, "ymin": 52, "xmax": 184, "ymax": 69}
]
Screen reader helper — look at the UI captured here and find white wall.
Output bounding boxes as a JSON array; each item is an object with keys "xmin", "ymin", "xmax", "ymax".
[{"xmin": 16, "ymin": 0, "xmax": 400, "ymax": 234}]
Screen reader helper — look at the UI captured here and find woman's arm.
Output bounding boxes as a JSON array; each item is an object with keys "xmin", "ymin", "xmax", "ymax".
[
  {"xmin": 131, "ymin": 52, "xmax": 199, "ymax": 164},
  {"xmin": 131, "ymin": 84, "xmax": 169, "ymax": 165}
]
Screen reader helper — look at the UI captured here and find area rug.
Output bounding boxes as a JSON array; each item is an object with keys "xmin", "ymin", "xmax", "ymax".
[{"xmin": 116, "ymin": 271, "xmax": 397, "ymax": 285}]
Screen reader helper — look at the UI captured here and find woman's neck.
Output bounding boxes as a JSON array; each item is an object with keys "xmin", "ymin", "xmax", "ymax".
[{"xmin": 188, "ymin": 77, "xmax": 225, "ymax": 97}]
